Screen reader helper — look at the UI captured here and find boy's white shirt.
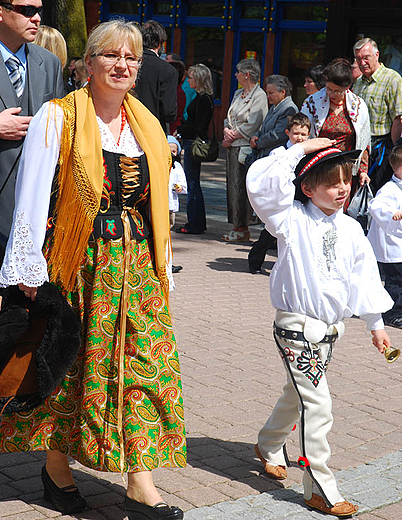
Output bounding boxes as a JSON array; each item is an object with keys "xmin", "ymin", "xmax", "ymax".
[
  {"xmin": 246, "ymin": 143, "xmax": 393, "ymax": 331},
  {"xmin": 168, "ymin": 161, "xmax": 188, "ymax": 212},
  {"xmin": 368, "ymin": 175, "xmax": 402, "ymax": 263}
]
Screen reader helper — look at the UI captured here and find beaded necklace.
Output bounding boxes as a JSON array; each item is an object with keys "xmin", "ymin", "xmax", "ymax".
[{"xmin": 116, "ymin": 105, "xmax": 127, "ymax": 146}]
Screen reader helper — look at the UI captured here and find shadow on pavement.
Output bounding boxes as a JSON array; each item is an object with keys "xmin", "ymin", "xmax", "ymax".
[
  {"xmin": 186, "ymin": 436, "xmax": 291, "ymax": 490},
  {"xmin": 206, "ymin": 257, "xmax": 275, "ymax": 273}
]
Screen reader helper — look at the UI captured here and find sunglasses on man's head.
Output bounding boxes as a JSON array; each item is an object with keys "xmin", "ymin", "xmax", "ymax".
[{"xmin": 0, "ymin": 3, "xmax": 43, "ymax": 18}]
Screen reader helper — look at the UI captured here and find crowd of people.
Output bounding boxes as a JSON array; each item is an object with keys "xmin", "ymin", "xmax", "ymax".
[{"xmin": 0, "ymin": 5, "xmax": 401, "ymax": 519}]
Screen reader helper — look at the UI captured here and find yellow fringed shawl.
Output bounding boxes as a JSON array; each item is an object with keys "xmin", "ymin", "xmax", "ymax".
[{"xmin": 49, "ymin": 87, "xmax": 172, "ymax": 298}]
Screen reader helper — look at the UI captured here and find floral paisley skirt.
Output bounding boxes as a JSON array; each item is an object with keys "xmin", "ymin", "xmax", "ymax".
[{"xmin": 0, "ymin": 237, "xmax": 187, "ymax": 473}]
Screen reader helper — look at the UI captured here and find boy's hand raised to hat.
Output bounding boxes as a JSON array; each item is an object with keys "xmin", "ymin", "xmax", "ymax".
[{"xmin": 301, "ymin": 138, "xmax": 336, "ymax": 155}]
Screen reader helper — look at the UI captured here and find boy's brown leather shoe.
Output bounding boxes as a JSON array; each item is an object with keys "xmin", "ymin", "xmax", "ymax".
[
  {"xmin": 254, "ymin": 444, "xmax": 287, "ymax": 480},
  {"xmin": 304, "ymin": 493, "xmax": 358, "ymax": 517}
]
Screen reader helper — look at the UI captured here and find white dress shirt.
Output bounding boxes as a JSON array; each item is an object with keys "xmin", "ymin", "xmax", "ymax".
[
  {"xmin": 368, "ymin": 175, "xmax": 402, "ymax": 263},
  {"xmin": 0, "ymin": 41, "xmax": 28, "ymax": 90},
  {"xmin": 246, "ymin": 144, "xmax": 393, "ymax": 330}
]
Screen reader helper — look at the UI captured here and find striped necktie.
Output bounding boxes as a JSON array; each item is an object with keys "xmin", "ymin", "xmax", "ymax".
[{"xmin": 6, "ymin": 56, "xmax": 23, "ymax": 98}]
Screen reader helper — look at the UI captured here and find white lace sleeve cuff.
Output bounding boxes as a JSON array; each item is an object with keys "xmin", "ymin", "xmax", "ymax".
[
  {"xmin": 0, "ymin": 102, "xmax": 63, "ymax": 288},
  {"xmin": 0, "ymin": 211, "xmax": 48, "ymax": 287}
]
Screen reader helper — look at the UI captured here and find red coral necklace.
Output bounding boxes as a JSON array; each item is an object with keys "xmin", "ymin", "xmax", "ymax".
[{"xmin": 116, "ymin": 105, "xmax": 127, "ymax": 146}]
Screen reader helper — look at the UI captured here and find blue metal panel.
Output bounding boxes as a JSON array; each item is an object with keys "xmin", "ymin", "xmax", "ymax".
[{"xmin": 279, "ymin": 20, "xmax": 326, "ymax": 30}]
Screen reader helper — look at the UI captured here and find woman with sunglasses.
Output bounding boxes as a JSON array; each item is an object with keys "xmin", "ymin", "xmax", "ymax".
[
  {"xmin": 301, "ymin": 58, "xmax": 371, "ymax": 193},
  {"xmin": 0, "ymin": 20, "xmax": 186, "ymax": 520}
]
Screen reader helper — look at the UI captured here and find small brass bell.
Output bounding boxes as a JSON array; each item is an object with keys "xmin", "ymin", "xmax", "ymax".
[{"xmin": 384, "ymin": 345, "xmax": 400, "ymax": 363}]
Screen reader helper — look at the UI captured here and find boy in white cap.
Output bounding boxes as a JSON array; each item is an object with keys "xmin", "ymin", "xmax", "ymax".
[
  {"xmin": 167, "ymin": 135, "xmax": 187, "ymax": 273},
  {"xmin": 246, "ymin": 137, "xmax": 393, "ymax": 517}
]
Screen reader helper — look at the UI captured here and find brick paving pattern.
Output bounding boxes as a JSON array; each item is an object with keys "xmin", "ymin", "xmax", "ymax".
[{"xmin": 0, "ymin": 156, "xmax": 401, "ymax": 518}]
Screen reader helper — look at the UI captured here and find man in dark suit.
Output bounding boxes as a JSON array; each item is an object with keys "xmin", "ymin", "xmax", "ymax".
[
  {"xmin": 135, "ymin": 20, "xmax": 178, "ymax": 133},
  {"xmin": 0, "ymin": 0, "xmax": 64, "ymax": 261}
]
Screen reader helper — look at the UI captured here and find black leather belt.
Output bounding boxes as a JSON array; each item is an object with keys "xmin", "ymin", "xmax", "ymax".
[{"xmin": 274, "ymin": 325, "xmax": 337, "ymax": 344}]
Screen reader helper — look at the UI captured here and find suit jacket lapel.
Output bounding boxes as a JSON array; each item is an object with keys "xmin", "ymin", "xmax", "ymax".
[
  {"xmin": 26, "ymin": 44, "xmax": 45, "ymax": 114},
  {"xmin": 0, "ymin": 53, "xmax": 19, "ymax": 109}
]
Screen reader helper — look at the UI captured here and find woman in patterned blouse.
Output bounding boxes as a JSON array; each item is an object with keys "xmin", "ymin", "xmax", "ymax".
[{"xmin": 301, "ymin": 58, "xmax": 371, "ymax": 194}]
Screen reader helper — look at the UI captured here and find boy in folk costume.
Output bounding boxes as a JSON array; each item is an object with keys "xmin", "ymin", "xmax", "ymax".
[
  {"xmin": 246, "ymin": 138, "xmax": 393, "ymax": 517},
  {"xmin": 368, "ymin": 145, "xmax": 402, "ymax": 329}
]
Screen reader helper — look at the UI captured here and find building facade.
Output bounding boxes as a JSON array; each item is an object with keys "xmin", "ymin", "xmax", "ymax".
[{"xmin": 84, "ymin": 0, "xmax": 402, "ymax": 137}]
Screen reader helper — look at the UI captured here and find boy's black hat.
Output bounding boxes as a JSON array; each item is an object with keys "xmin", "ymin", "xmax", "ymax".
[{"xmin": 294, "ymin": 147, "xmax": 361, "ymax": 202}]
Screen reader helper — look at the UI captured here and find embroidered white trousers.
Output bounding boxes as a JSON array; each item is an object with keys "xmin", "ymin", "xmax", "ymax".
[{"xmin": 257, "ymin": 311, "xmax": 344, "ymax": 507}]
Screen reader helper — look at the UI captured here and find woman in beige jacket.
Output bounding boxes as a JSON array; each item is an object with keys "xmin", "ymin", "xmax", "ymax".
[{"xmin": 222, "ymin": 59, "xmax": 268, "ymax": 241}]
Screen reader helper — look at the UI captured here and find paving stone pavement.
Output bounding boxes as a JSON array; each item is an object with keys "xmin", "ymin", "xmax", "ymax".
[{"xmin": 1, "ymin": 157, "xmax": 402, "ymax": 519}]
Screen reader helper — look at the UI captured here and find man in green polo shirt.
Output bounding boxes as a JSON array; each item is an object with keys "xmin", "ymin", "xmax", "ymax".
[{"xmin": 353, "ymin": 37, "xmax": 402, "ymax": 193}]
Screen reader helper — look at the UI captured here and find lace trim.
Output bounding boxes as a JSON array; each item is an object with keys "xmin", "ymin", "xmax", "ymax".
[
  {"xmin": 0, "ymin": 211, "xmax": 48, "ymax": 287},
  {"xmin": 96, "ymin": 115, "xmax": 144, "ymax": 156}
]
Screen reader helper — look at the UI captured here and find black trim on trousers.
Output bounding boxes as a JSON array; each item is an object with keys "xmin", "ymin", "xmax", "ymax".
[{"xmin": 273, "ymin": 331, "xmax": 334, "ymax": 508}]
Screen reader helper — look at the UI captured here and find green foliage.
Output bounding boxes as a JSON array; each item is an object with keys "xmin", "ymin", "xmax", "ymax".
[{"xmin": 43, "ymin": 0, "xmax": 87, "ymax": 60}]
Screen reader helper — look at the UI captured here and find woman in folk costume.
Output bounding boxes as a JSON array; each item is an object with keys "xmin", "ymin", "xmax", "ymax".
[
  {"xmin": 301, "ymin": 58, "xmax": 371, "ymax": 195},
  {"xmin": 0, "ymin": 20, "xmax": 186, "ymax": 520}
]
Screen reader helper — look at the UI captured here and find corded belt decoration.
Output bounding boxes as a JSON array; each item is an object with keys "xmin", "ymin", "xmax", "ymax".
[{"xmin": 116, "ymin": 204, "xmax": 144, "ymax": 478}]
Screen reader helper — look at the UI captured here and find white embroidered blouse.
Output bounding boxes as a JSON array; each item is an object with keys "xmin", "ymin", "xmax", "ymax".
[{"xmin": 246, "ymin": 144, "xmax": 393, "ymax": 331}]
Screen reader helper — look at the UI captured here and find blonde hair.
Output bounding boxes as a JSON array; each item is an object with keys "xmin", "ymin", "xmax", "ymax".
[
  {"xmin": 84, "ymin": 19, "xmax": 143, "ymax": 63},
  {"xmin": 188, "ymin": 64, "xmax": 213, "ymax": 96},
  {"xmin": 34, "ymin": 25, "xmax": 67, "ymax": 69}
]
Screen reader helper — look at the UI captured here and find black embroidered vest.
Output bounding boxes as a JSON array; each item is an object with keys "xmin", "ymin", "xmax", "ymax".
[{"xmin": 47, "ymin": 150, "xmax": 151, "ymax": 242}]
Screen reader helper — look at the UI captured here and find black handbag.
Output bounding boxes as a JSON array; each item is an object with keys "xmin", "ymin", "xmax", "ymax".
[
  {"xmin": 347, "ymin": 182, "xmax": 373, "ymax": 235},
  {"xmin": 191, "ymin": 97, "xmax": 219, "ymax": 162},
  {"xmin": 0, "ymin": 283, "xmax": 81, "ymax": 415}
]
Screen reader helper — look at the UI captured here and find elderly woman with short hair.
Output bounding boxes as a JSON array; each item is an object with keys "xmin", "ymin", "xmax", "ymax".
[
  {"xmin": 222, "ymin": 59, "xmax": 268, "ymax": 242},
  {"xmin": 250, "ymin": 75, "xmax": 298, "ymax": 159}
]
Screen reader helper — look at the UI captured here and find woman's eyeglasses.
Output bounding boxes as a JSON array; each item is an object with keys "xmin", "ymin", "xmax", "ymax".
[
  {"xmin": 326, "ymin": 86, "xmax": 347, "ymax": 96},
  {"xmin": 94, "ymin": 53, "xmax": 143, "ymax": 68},
  {"xmin": 0, "ymin": 3, "xmax": 43, "ymax": 18}
]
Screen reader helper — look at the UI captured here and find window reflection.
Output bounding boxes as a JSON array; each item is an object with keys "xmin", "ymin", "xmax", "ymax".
[
  {"xmin": 282, "ymin": 5, "xmax": 327, "ymax": 21},
  {"xmin": 240, "ymin": 3, "xmax": 265, "ymax": 19},
  {"xmin": 279, "ymin": 31, "xmax": 326, "ymax": 106},
  {"xmin": 185, "ymin": 27, "xmax": 224, "ymax": 99},
  {"xmin": 239, "ymin": 32, "xmax": 264, "ymax": 68},
  {"xmin": 187, "ymin": 2, "xmax": 224, "ymax": 17},
  {"xmin": 154, "ymin": 2, "xmax": 172, "ymax": 15},
  {"xmin": 109, "ymin": 1, "xmax": 139, "ymax": 15}
]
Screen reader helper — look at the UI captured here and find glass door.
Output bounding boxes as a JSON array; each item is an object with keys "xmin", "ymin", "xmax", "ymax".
[{"xmin": 273, "ymin": 1, "xmax": 328, "ymax": 107}]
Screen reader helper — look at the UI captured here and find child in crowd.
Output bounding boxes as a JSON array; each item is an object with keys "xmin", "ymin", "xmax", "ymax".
[
  {"xmin": 248, "ymin": 113, "xmax": 311, "ymax": 274},
  {"xmin": 368, "ymin": 145, "xmax": 402, "ymax": 329},
  {"xmin": 167, "ymin": 135, "xmax": 187, "ymax": 273},
  {"xmin": 246, "ymin": 137, "xmax": 393, "ymax": 517}
]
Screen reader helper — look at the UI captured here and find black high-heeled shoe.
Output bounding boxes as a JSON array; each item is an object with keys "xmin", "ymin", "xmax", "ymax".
[
  {"xmin": 124, "ymin": 496, "xmax": 183, "ymax": 519},
  {"xmin": 41, "ymin": 465, "xmax": 87, "ymax": 514}
]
